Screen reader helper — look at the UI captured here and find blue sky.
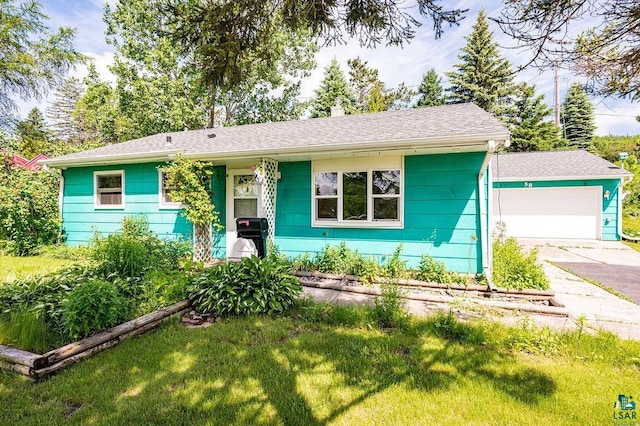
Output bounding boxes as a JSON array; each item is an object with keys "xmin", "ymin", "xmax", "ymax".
[{"xmin": 20, "ymin": 0, "xmax": 640, "ymax": 136}]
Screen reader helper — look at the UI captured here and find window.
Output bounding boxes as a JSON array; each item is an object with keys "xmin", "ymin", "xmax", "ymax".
[
  {"xmin": 94, "ymin": 171, "xmax": 124, "ymax": 208},
  {"xmin": 159, "ymin": 171, "xmax": 181, "ymax": 209},
  {"xmin": 233, "ymin": 174, "xmax": 258, "ymax": 218},
  {"xmin": 312, "ymin": 157, "xmax": 403, "ymax": 228}
]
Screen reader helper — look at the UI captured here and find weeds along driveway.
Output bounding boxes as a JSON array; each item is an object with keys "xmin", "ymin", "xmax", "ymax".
[{"xmin": 519, "ymin": 239, "xmax": 640, "ymax": 340}]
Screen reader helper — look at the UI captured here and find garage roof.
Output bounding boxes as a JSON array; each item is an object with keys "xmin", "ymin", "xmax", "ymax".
[{"xmin": 493, "ymin": 150, "xmax": 633, "ymax": 182}]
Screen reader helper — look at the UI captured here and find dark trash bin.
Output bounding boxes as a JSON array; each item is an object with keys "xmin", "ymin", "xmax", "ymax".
[{"xmin": 236, "ymin": 217, "xmax": 269, "ymax": 258}]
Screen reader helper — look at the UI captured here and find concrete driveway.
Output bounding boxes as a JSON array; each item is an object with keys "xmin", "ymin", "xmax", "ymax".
[{"xmin": 519, "ymin": 239, "xmax": 640, "ymax": 339}]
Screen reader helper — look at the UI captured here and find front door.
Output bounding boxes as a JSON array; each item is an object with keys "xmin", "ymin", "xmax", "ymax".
[{"xmin": 226, "ymin": 169, "xmax": 262, "ymax": 256}]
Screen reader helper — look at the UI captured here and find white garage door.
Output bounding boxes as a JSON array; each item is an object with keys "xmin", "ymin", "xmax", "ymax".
[{"xmin": 493, "ymin": 186, "xmax": 602, "ymax": 239}]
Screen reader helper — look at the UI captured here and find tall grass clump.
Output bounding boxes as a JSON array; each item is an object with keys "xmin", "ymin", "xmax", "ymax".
[{"xmin": 368, "ymin": 279, "xmax": 409, "ymax": 329}]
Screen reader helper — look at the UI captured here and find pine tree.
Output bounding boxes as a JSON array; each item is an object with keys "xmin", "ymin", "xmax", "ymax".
[
  {"xmin": 46, "ymin": 77, "xmax": 85, "ymax": 142},
  {"xmin": 445, "ymin": 9, "xmax": 515, "ymax": 116},
  {"xmin": 310, "ymin": 59, "xmax": 357, "ymax": 118},
  {"xmin": 16, "ymin": 108, "xmax": 52, "ymax": 158},
  {"xmin": 415, "ymin": 69, "xmax": 445, "ymax": 107},
  {"xmin": 561, "ymin": 82, "xmax": 596, "ymax": 149},
  {"xmin": 506, "ymin": 83, "xmax": 562, "ymax": 151}
]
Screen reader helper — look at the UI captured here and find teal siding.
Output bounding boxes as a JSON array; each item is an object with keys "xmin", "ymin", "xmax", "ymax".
[
  {"xmin": 63, "ymin": 163, "xmax": 190, "ymax": 245},
  {"xmin": 62, "ymin": 163, "xmax": 226, "ymax": 253},
  {"xmin": 274, "ymin": 152, "xmax": 486, "ymax": 273},
  {"xmin": 493, "ymin": 179, "xmax": 623, "ymax": 240}
]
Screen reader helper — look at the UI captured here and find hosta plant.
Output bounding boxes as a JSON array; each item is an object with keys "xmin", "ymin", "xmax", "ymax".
[{"xmin": 189, "ymin": 256, "xmax": 302, "ymax": 316}]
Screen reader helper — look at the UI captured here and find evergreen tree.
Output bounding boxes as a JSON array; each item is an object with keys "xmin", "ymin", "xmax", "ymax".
[
  {"xmin": 415, "ymin": 69, "xmax": 445, "ymax": 107},
  {"xmin": 310, "ymin": 59, "xmax": 357, "ymax": 117},
  {"xmin": 346, "ymin": 57, "xmax": 414, "ymax": 113},
  {"xmin": 446, "ymin": 9, "xmax": 515, "ymax": 116},
  {"xmin": 0, "ymin": 0, "xmax": 82, "ymax": 127},
  {"xmin": 561, "ymin": 82, "xmax": 596, "ymax": 149},
  {"xmin": 46, "ymin": 77, "xmax": 85, "ymax": 142},
  {"xmin": 506, "ymin": 83, "xmax": 562, "ymax": 151},
  {"xmin": 16, "ymin": 108, "xmax": 51, "ymax": 158}
]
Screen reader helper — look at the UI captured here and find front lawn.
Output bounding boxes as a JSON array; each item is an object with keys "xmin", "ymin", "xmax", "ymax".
[
  {"xmin": 0, "ymin": 255, "xmax": 71, "ymax": 282},
  {"xmin": 1, "ymin": 308, "xmax": 638, "ymax": 425}
]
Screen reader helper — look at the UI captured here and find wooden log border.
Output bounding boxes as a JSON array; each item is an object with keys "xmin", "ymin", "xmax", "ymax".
[
  {"xmin": 299, "ymin": 277, "xmax": 568, "ymax": 317},
  {"xmin": 294, "ymin": 271, "xmax": 557, "ymax": 297},
  {"xmin": 0, "ymin": 299, "xmax": 191, "ymax": 379}
]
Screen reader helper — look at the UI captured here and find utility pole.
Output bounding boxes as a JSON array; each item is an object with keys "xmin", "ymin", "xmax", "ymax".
[{"xmin": 554, "ymin": 61, "xmax": 560, "ymax": 126}]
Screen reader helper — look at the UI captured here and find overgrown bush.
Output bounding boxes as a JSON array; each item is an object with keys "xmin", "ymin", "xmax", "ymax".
[
  {"xmin": 61, "ymin": 279, "xmax": 123, "ymax": 340},
  {"xmin": 368, "ymin": 280, "xmax": 409, "ymax": 329},
  {"xmin": 189, "ymin": 256, "xmax": 302, "ymax": 316},
  {"xmin": 0, "ymin": 165, "xmax": 61, "ymax": 255},
  {"xmin": 92, "ymin": 216, "xmax": 191, "ymax": 278},
  {"xmin": 492, "ymin": 237, "xmax": 550, "ymax": 290}
]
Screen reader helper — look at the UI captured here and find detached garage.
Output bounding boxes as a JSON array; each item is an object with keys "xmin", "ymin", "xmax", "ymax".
[{"xmin": 492, "ymin": 150, "xmax": 632, "ymax": 240}]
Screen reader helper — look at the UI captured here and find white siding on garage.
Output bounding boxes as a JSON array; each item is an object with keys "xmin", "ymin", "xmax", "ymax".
[{"xmin": 493, "ymin": 186, "xmax": 602, "ymax": 239}]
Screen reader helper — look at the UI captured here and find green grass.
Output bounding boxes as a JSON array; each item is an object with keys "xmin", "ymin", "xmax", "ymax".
[
  {"xmin": 0, "ymin": 255, "xmax": 71, "ymax": 283},
  {"xmin": 623, "ymin": 213, "xmax": 640, "ymax": 252},
  {"xmin": 0, "ymin": 306, "xmax": 638, "ymax": 425}
]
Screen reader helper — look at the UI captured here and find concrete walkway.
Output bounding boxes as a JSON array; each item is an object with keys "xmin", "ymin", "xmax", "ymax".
[
  {"xmin": 520, "ymin": 239, "xmax": 640, "ymax": 340},
  {"xmin": 303, "ymin": 239, "xmax": 640, "ymax": 340}
]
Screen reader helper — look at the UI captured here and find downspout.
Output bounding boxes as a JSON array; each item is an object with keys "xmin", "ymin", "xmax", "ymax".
[
  {"xmin": 478, "ymin": 140, "xmax": 498, "ymax": 292},
  {"xmin": 618, "ymin": 175, "xmax": 640, "ymax": 242}
]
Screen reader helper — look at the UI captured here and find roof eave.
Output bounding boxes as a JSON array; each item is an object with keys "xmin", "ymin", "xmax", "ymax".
[
  {"xmin": 495, "ymin": 174, "xmax": 633, "ymax": 182},
  {"xmin": 41, "ymin": 132, "xmax": 509, "ymax": 168}
]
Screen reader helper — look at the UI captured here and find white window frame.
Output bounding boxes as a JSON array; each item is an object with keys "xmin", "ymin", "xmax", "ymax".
[
  {"xmin": 226, "ymin": 169, "xmax": 263, "ymax": 232},
  {"xmin": 94, "ymin": 170, "xmax": 125, "ymax": 209},
  {"xmin": 158, "ymin": 170, "xmax": 182, "ymax": 209},
  {"xmin": 311, "ymin": 156, "xmax": 404, "ymax": 228}
]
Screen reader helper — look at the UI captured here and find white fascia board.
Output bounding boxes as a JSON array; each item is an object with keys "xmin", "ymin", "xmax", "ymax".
[{"xmin": 39, "ymin": 150, "xmax": 183, "ymax": 168}]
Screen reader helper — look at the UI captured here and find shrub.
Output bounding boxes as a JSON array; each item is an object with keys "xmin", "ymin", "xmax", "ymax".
[
  {"xmin": 492, "ymin": 237, "xmax": 550, "ymax": 290},
  {"xmin": 368, "ymin": 280, "xmax": 409, "ymax": 329},
  {"xmin": 189, "ymin": 256, "xmax": 302, "ymax": 316},
  {"xmin": 0, "ymin": 166, "xmax": 61, "ymax": 255},
  {"xmin": 61, "ymin": 279, "xmax": 123, "ymax": 340}
]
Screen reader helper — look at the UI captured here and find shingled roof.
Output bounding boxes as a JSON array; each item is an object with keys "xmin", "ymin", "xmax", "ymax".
[
  {"xmin": 492, "ymin": 150, "xmax": 632, "ymax": 181},
  {"xmin": 42, "ymin": 103, "xmax": 509, "ymax": 167}
]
